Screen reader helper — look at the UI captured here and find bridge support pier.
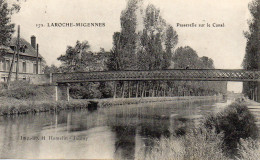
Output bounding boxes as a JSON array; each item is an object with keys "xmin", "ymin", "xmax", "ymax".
[
  {"xmin": 55, "ymin": 83, "xmax": 70, "ymax": 101},
  {"xmin": 257, "ymin": 81, "xmax": 260, "ymax": 102}
]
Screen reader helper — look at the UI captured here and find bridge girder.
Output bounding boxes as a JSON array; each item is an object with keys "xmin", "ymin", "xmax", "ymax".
[{"xmin": 51, "ymin": 69, "xmax": 260, "ymax": 83}]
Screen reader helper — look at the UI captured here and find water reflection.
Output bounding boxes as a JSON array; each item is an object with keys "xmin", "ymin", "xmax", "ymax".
[{"xmin": 0, "ymin": 99, "xmax": 222, "ymax": 159}]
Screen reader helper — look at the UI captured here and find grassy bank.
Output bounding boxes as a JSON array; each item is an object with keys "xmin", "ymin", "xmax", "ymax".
[
  {"xmin": 136, "ymin": 102, "xmax": 260, "ymax": 160},
  {"xmin": 0, "ymin": 97, "xmax": 90, "ymax": 116},
  {"xmin": 98, "ymin": 96, "xmax": 221, "ymax": 107}
]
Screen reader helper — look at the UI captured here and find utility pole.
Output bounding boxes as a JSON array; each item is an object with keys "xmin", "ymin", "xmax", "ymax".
[
  {"xmin": 6, "ymin": 49, "xmax": 16, "ymax": 89},
  {"xmin": 15, "ymin": 25, "xmax": 20, "ymax": 80}
]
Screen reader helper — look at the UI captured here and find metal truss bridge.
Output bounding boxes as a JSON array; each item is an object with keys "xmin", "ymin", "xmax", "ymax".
[{"xmin": 50, "ymin": 69, "xmax": 260, "ymax": 83}]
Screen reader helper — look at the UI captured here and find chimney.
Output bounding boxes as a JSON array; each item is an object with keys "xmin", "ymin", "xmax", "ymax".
[{"xmin": 31, "ymin": 35, "xmax": 36, "ymax": 49}]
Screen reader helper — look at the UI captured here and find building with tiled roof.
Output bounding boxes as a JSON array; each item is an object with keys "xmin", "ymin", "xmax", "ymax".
[{"xmin": 0, "ymin": 35, "xmax": 44, "ymax": 82}]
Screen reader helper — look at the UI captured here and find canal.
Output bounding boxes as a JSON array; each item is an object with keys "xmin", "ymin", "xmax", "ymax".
[{"xmin": 0, "ymin": 98, "xmax": 229, "ymax": 159}]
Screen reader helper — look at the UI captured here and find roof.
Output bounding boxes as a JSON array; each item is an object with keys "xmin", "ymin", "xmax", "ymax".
[{"xmin": 0, "ymin": 37, "xmax": 43, "ymax": 59}]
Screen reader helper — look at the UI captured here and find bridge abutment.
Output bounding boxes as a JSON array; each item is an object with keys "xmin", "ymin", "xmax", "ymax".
[{"xmin": 55, "ymin": 83, "xmax": 70, "ymax": 101}]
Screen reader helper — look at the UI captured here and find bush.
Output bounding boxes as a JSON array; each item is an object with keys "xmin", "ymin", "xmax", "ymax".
[
  {"xmin": 203, "ymin": 102, "xmax": 259, "ymax": 156},
  {"xmin": 136, "ymin": 128, "xmax": 228, "ymax": 160},
  {"xmin": 136, "ymin": 137, "xmax": 185, "ymax": 160},
  {"xmin": 183, "ymin": 128, "xmax": 228, "ymax": 160}
]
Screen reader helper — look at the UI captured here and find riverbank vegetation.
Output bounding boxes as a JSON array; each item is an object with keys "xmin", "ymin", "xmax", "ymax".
[
  {"xmin": 98, "ymin": 96, "xmax": 220, "ymax": 107},
  {"xmin": 136, "ymin": 102, "xmax": 259, "ymax": 160},
  {"xmin": 0, "ymin": 97, "xmax": 89, "ymax": 116}
]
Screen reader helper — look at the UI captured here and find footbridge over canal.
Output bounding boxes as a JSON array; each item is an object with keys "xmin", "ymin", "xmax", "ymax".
[{"xmin": 36, "ymin": 69, "xmax": 260, "ymax": 101}]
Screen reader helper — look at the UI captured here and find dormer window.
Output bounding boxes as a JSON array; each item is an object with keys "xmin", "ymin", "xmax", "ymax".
[
  {"xmin": 19, "ymin": 47, "xmax": 25, "ymax": 53},
  {"xmin": 20, "ymin": 45, "xmax": 27, "ymax": 53},
  {"xmin": 10, "ymin": 46, "xmax": 16, "ymax": 51}
]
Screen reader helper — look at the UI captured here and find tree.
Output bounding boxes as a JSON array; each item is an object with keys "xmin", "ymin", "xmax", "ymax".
[
  {"xmin": 137, "ymin": 4, "xmax": 178, "ymax": 70},
  {"xmin": 172, "ymin": 46, "xmax": 226, "ymax": 96},
  {"xmin": 107, "ymin": 0, "xmax": 141, "ymax": 71},
  {"xmin": 57, "ymin": 41, "xmax": 112, "ymax": 99},
  {"xmin": 106, "ymin": 32, "xmax": 124, "ymax": 71},
  {"xmin": 242, "ymin": 0, "xmax": 260, "ymax": 99},
  {"xmin": 0, "ymin": 1, "xmax": 14, "ymax": 46},
  {"xmin": 107, "ymin": 1, "xmax": 180, "ymax": 98},
  {"xmin": 173, "ymin": 46, "xmax": 200, "ymax": 69},
  {"xmin": 163, "ymin": 25, "xmax": 178, "ymax": 69},
  {"xmin": 42, "ymin": 64, "xmax": 60, "ymax": 74},
  {"xmin": 106, "ymin": 0, "xmax": 141, "ymax": 98},
  {"xmin": 57, "ymin": 40, "xmax": 90, "ymax": 72},
  {"xmin": 57, "ymin": 41, "xmax": 93, "ymax": 99},
  {"xmin": 119, "ymin": 0, "xmax": 139, "ymax": 70},
  {"xmin": 200, "ymin": 56, "xmax": 214, "ymax": 69},
  {"xmin": 108, "ymin": 1, "xmax": 178, "ymax": 71},
  {"xmin": 0, "ymin": 0, "xmax": 22, "ymax": 60}
]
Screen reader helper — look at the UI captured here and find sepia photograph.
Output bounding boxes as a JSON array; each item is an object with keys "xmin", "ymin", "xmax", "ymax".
[{"xmin": 0, "ymin": 0, "xmax": 259, "ymax": 159}]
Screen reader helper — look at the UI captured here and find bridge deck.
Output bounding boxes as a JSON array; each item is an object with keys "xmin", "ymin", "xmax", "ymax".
[{"xmin": 51, "ymin": 69, "xmax": 260, "ymax": 83}]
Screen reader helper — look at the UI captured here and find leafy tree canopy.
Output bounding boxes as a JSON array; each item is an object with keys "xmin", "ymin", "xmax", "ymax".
[
  {"xmin": 173, "ymin": 46, "xmax": 199, "ymax": 69},
  {"xmin": 0, "ymin": 0, "xmax": 25, "ymax": 60},
  {"xmin": 242, "ymin": 0, "xmax": 260, "ymax": 98},
  {"xmin": 57, "ymin": 41, "xmax": 90, "ymax": 72}
]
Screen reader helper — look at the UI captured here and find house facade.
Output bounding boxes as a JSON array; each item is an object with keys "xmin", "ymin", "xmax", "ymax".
[{"xmin": 0, "ymin": 35, "xmax": 43, "ymax": 82}]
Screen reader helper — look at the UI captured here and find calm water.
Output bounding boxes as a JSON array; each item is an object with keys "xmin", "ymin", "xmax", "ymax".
[{"xmin": 0, "ymin": 98, "xmax": 228, "ymax": 159}]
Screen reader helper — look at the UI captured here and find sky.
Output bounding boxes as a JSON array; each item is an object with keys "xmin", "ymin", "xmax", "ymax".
[{"xmin": 10, "ymin": 0, "xmax": 253, "ymax": 92}]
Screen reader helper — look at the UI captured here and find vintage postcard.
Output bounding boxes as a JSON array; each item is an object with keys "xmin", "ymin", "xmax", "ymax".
[{"xmin": 0, "ymin": 0, "xmax": 259, "ymax": 159}]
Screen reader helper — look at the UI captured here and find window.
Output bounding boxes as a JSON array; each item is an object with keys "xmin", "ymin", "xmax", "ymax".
[
  {"xmin": 6, "ymin": 60, "xmax": 10, "ymax": 71},
  {"xmin": 0, "ymin": 60, "xmax": 2, "ymax": 71},
  {"xmin": 2, "ymin": 60, "xmax": 6, "ymax": 71},
  {"xmin": 13, "ymin": 62, "xmax": 16, "ymax": 72},
  {"xmin": 33, "ymin": 63, "xmax": 37, "ymax": 74},
  {"xmin": 22, "ymin": 61, "xmax": 26, "ymax": 73}
]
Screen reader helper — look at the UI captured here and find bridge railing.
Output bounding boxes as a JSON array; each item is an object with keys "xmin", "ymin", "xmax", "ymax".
[{"xmin": 50, "ymin": 69, "xmax": 260, "ymax": 83}]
